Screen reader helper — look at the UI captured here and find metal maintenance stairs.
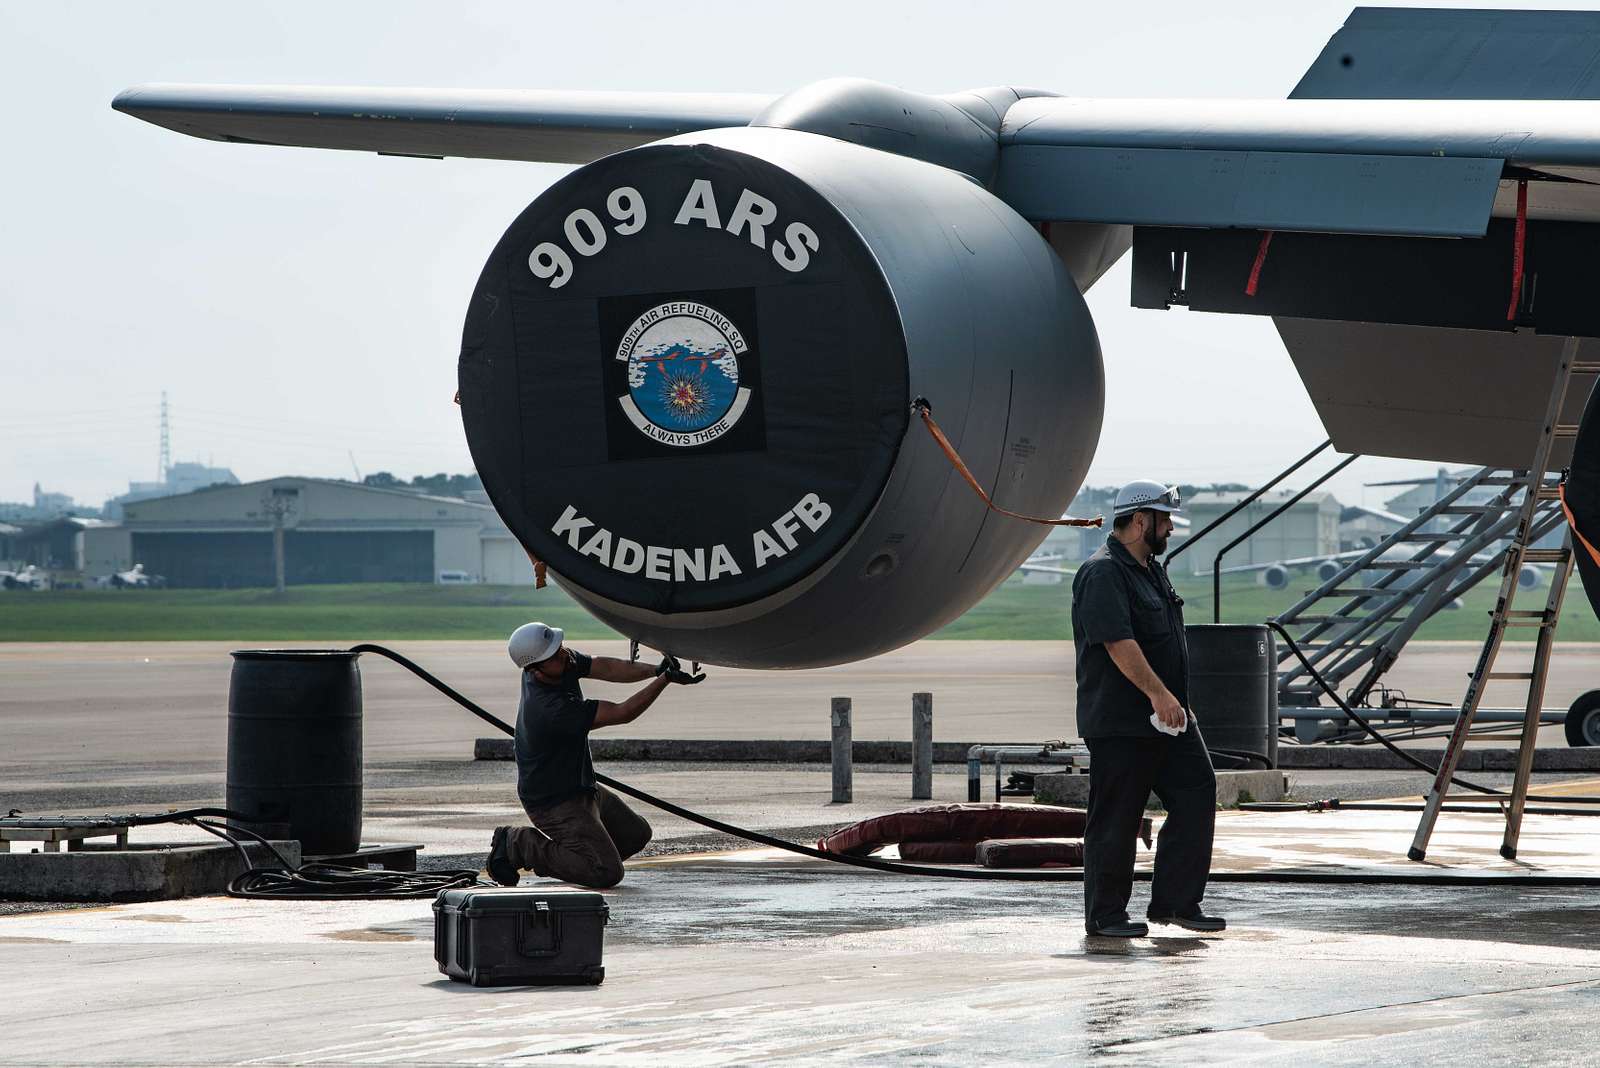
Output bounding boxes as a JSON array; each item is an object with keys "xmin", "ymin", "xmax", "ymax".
[{"xmin": 1271, "ymin": 466, "xmax": 1568, "ymax": 728}]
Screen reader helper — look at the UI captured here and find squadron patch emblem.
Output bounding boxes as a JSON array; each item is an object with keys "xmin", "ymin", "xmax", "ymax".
[{"xmin": 614, "ymin": 301, "xmax": 752, "ymax": 447}]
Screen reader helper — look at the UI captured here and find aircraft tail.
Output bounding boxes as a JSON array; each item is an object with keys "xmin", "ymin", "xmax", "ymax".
[{"xmin": 1292, "ymin": 7, "xmax": 1600, "ymax": 100}]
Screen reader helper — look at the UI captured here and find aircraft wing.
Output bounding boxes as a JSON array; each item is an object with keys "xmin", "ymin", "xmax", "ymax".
[
  {"xmin": 1018, "ymin": 562, "xmax": 1077, "ymax": 577},
  {"xmin": 997, "ymin": 7, "xmax": 1600, "ymax": 239},
  {"xmin": 1208, "ymin": 550, "xmax": 1362, "ymax": 579},
  {"xmin": 111, "ymin": 84, "xmax": 778, "ymax": 164},
  {"xmin": 1029, "ymin": 7, "xmax": 1600, "ymax": 472},
  {"xmin": 996, "ymin": 97, "xmax": 1600, "ymax": 238}
]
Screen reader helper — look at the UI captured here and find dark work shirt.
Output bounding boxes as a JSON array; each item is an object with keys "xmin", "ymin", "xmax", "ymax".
[
  {"xmin": 1071, "ymin": 536, "xmax": 1189, "ymax": 738},
  {"xmin": 515, "ymin": 650, "xmax": 598, "ymax": 809}
]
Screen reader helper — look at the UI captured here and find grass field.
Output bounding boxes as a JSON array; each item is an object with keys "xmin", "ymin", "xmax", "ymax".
[
  {"xmin": 940, "ymin": 572, "xmax": 1600, "ymax": 641},
  {"xmin": 3, "ymin": 570, "xmax": 1595, "ymax": 642}
]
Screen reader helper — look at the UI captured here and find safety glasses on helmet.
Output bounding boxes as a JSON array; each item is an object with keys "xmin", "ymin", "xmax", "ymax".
[{"xmin": 1115, "ymin": 484, "xmax": 1182, "ymax": 516}]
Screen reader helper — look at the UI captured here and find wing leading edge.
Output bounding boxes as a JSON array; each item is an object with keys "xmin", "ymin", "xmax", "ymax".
[{"xmin": 112, "ymin": 84, "xmax": 779, "ymax": 164}]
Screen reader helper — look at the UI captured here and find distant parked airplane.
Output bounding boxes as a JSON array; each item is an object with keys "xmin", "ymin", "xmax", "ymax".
[
  {"xmin": 1, "ymin": 566, "xmax": 49, "ymax": 591},
  {"xmin": 92, "ymin": 563, "xmax": 164, "ymax": 589},
  {"xmin": 1016, "ymin": 552, "xmax": 1076, "ymax": 579},
  {"xmin": 1211, "ymin": 547, "xmax": 1547, "ymax": 594}
]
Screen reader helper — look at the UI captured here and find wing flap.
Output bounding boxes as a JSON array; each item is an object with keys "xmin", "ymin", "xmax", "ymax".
[
  {"xmin": 997, "ymin": 145, "xmax": 1501, "ymax": 237},
  {"xmin": 996, "ymin": 97, "xmax": 1600, "ymax": 235},
  {"xmin": 1275, "ymin": 319, "xmax": 1588, "ymax": 468},
  {"xmin": 112, "ymin": 84, "xmax": 778, "ymax": 164}
]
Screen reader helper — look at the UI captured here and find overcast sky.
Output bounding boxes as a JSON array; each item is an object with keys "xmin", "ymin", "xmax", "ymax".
[{"xmin": 3, "ymin": 0, "xmax": 1586, "ymax": 512}]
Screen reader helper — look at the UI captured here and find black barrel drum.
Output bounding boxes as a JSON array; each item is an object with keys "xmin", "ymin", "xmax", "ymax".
[
  {"xmin": 1185, "ymin": 624, "xmax": 1278, "ymax": 768},
  {"xmin": 226, "ymin": 650, "xmax": 363, "ymax": 855}
]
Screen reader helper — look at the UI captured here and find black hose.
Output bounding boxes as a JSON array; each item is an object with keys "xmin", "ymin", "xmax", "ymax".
[
  {"xmin": 21, "ymin": 646, "xmax": 1596, "ymax": 893},
  {"xmin": 1266, "ymin": 621, "xmax": 1600, "ymax": 805},
  {"xmin": 186, "ymin": 815, "xmax": 298, "ymax": 872},
  {"xmin": 352, "ymin": 643, "xmax": 1080, "ymax": 881},
  {"xmin": 352, "ymin": 643, "xmax": 1600, "ymax": 886},
  {"xmin": 227, "ymin": 861, "xmax": 479, "ymax": 900},
  {"xmin": 20, "ymin": 804, "xmax": 487, "ymax": 900},
  {"xmin": 1241, "ymin": 799, "xmax": 1600, "ymax": 817},
  {"xmin": 194, "ymin": 815, "xmax": 482, "ymax": 900},
  {"xmin": 1206, "ymin": 746, "xmax": 1271, "ymax": 770}
]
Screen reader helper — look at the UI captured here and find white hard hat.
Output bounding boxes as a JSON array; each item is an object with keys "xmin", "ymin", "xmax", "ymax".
[
  {"xmin": 508, "ymin": 621, "xmax": 564, "ymax": 668},
  {"xmin": 1114, "ymin": 480, "xmax": 1182, "ymax": 517}
]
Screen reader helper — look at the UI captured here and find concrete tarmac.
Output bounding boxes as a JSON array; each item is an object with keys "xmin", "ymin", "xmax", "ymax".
[
  {"xmin": 3, "ymin": 638, "xmax": 1593, "ymax": 764},
  {"xmin": 8, "ymin": 639, "xmax": 1600, "ymax": 1063},
  {"xmin": 5, "ymin": 848, "xmax": 1600, "ymax": 1064}
]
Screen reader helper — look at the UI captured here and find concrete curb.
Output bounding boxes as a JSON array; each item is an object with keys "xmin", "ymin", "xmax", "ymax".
[
  {"xmin": 1276, "ymin": 747, "xmax": 1600, "ymax": 772},
  {"xmin": 1033, "ymin": 770, "xmax": 1287, "ymax": 810},
  {"xmin": 478, "ymin": 736, "xmax": 1600, "ymax": 771},
  {"xmin": 474, "ymin": 737, "xmax": 1031, "ymax": 763},
  {"xmin": 0, "ymin": 840, "xmax": 300, "ymax": 903}
]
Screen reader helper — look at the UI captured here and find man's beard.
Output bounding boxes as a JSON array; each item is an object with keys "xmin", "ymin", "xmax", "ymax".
[{"xmin": 1144, "ymin": 520, "xmax": 1168, "ymax": 556}]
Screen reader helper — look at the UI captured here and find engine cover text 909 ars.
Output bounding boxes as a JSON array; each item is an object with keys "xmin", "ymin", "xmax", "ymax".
[
  {"xmin": 527, "ymin": 179, "xmax": 821, "ymax": 289},
  {"xmin": 550, "ymin": 492, "xmax": 833, "ymax": 583}
]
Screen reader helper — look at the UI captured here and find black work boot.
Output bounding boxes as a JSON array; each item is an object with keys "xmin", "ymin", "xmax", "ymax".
[
  {"xmin": 1087, "ymin": 915, "xmax": 1149, "ymax": 938},
  {"xmin": 486, "ymin": 826, "xmax": 520, "ymax": 887},
  {"xmin": 1148, "ymin": 907, "xmax": 1226, "ymax": 933}
]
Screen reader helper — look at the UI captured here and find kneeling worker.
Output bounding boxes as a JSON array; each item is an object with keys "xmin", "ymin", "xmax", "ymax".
[
  {"xmin": 487, "ymin": 621, "xmax": 704, "ymax": 889},
  {"xmin": 1071, "ymin": 481, "xmax": 1222, "ymax": 937}
]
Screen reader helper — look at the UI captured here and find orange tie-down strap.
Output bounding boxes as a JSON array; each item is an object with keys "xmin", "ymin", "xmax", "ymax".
[
  {"xmin": 915, "ymin": 401, "xmax": 1103, "ymax": 528},
  {"xmin": 525, "ymin": 549, "xmax": 548, "ymax": 590},
  {"xmin": 1560, "ymin": 480, "xmax": 1600, "ymax": 572}
]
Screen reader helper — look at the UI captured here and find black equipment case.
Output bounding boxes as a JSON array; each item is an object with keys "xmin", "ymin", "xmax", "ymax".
[{"xmin": 433, "ymin": 887, "xmax": 610, "ymax": 986}]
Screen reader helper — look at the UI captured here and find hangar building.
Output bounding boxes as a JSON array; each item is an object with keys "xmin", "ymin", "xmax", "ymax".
[
  {"xmin": 1339, "ymin": 504, "xmax": 1408, "ymax": 551},
  {"xmin": 14, "ymin": 517, "xmax": 114, "ymax": 573},
  {"xmin": 83, "ymin": 477, "xmax": 535, "ymax": 587},
  {"xmin": 0, "ymin": 522, "xmax": 20, "ymax": 567},
  {"xmin": 1182, "ymin": 490, "xmax": 1343, "ymax": 576}
]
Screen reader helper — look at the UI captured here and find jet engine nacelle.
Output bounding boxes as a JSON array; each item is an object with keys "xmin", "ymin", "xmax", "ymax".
[
  {"xmin": 460, "ymin": 126, "xmax": 1102, "ymax": 667},
  {"xmin": 1316, "ymin": 560, "xmax": 1341, "ymax": 583},
  {"xmin": 1261, "ymin": 564, "xmax": 1290, "ymax": 590}
]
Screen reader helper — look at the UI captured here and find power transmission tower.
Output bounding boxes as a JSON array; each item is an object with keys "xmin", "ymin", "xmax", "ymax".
[
  {"xmin": 158, "ymin": 392, "xmax": 171, "ymax": 482},
  {"xmin": 261, "ymin": 485, "xmax": 300, "ymax": 594}
]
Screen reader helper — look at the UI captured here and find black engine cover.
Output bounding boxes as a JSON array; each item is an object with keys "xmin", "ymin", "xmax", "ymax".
[{"xmin": 460, "ymin": 127, "xmax": 1101, "ymax": 667}]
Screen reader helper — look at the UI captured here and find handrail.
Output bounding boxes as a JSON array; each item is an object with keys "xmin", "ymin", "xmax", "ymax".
[
  {"xmin": 1210, "ymin": 452, "xmax": 1361, "ymax": 623},
  {"xmin": 1337, "ymin": 503, "xmax": 1566, "ymax": 707},
  {"xmin": 1166, "ymin": 439, "xmax": 1331, "ymax": 566},
  {"xmin": 1272, "ymin": 466, "xmax": 1500, "ymax": 676}
]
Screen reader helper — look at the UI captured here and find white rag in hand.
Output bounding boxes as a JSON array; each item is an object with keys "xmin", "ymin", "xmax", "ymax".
[{"xmin": 1150, "ymin": 710, "xmax": 1189, "ymax": 737}]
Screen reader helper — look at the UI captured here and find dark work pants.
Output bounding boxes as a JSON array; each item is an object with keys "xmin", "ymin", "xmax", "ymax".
[
  {"xmin": 1083, "ymin": 722, "xmax": 1216, "ymax": 931},
  {"xmin": 505, "ymin": 786, "xmax": 652, "ymax": 889}
]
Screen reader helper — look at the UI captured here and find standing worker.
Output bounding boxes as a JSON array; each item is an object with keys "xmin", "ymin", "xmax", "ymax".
[
  {"xmin": 486, "ymin": 621, "xmax": 704, "ymax": 889},
  {"xmin": 1070, "ymin": 481, "xmax": 1222, "ymax": 937}
]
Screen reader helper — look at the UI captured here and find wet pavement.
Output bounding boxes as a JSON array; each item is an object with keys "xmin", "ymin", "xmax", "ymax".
[
  {"xmin": 4, "ymin": 848, "xmax": 1600, "ymax": 1065},
  {"xmin": 7, "ymin": 790, "xmax": 1600, "ymax": 1064}
]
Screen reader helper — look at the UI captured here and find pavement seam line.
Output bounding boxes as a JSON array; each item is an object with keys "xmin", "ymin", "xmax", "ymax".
[{"xmin": 1094, "ymin": 975, "xmax": 1600, "ymax": 1049}]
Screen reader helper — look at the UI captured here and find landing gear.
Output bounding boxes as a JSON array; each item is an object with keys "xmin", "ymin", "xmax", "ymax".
[{"xmin": 1565, "ymin": 690, "xmax": 1600, "ymax": 747}]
